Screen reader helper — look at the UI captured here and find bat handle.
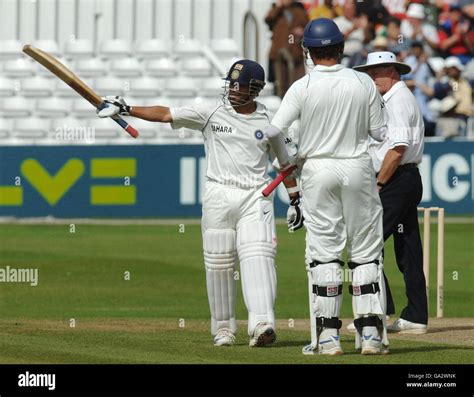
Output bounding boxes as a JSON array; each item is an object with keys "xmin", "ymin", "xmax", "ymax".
[
  {"xmin": 97, "ymin": 101, "xmax": 139, "ymax": 138},
  {"xmin": 262, "ymin": 165, "xmax": 297, "ymax": 197},
  {"xmin": 111, "ymin": 115, "xmax": 139, "ymax": 138}
]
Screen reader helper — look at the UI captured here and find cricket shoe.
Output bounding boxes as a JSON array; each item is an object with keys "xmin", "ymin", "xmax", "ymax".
[
  {"xmin": 387, "ymin": 318, "xmax": 427, "ymax": 334},
  {"xmin": 213, "ymin": 328, "xmax": 236, "ymax": 346},
  {"xmin": 249, "ymin": 322, "xmax": 276, "ymax": 347},
  {"xmin": 361, "ymin": 326, "xmax": 389, "ymax": 355},
  {"xmin": 302, "ymin": 330, "xmax": 343, "ymax": 355}
]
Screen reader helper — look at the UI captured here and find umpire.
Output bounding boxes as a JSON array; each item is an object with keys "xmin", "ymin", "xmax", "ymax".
[{"xmin": 354, "ymin": 52, "xmax": 428, "ymax": 334}]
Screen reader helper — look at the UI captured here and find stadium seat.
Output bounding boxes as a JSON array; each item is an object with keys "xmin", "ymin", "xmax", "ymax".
[
  {"xmin": 50, "ymin": 117, "xmax": 94, "ymax": 144},
  {"xmin": 20, "ymin": 77, "xmax": 54, "ymax": 97},
  {"xmin": 0, "ymin": 40, "xmax": 23, "ymax": 59},
  {"xmin": 100, "ymin": 39, "xmax": 132, "ymax": 59},
  {"xmin": 145, "ymin": 58, "xmax": 177, "ymax": 77},
  {"xmin": 175, "ymin": 39, "xmax": 203, "ymax": 58},
  {"xmin": 128, "ymin": 77, "xmax": 163, "ymax": 97},
  {"xmin": 0, "ymin": 77, "xmax": 17, "ymax": 97},
  {"xmin": 72, "ymin": 98, "xmax": 96, "ymax": 118},
  {"xmin": 134, "ymin": 39, "xmax": 171, "ymax": 59},
  {"xmin": 75, "ymin": 58, "xmax": 108, "ymax": 77},
  {"xmin": 144, "ymin": 97, "xmax": 181, "ymax": 108},
  {"xmin": 36, "ymin": 97, "xmax": 72, "ymax": 118},
  {"xmin": 94, "ymin": 77, "xmax": 126, "ymax": 96},
  {"xmin": 201, "ymin": 78, "xmax": 223, "ymax": 97},
  {"xmin": 110, "ymin": 57, "xmax": 142, "ymax": 77},
  {"xmin": 88, "ymin": 118, "xmax": 121, "ymax": 140},
  {"xmin": 180, "ymin": 57, "xmax": 212, "ymax": 77},
  {"xmin": 0, "ymin": 97, "xmax": 34, "ymax": 117},
  {"xmin": 13, "ymin": 118, "xmax": 50, "ymax": 139},
  {"xmin": 180, "ymin": 97, "xmax": 220, "ymax": 108},
  {"xmin": 32, "ymin": 40, "xmax": 61, "ymax": 58},
  {"xmin": 210, "ymin": 39, "xmax": 240, "ymax": 58},
  {"xmin": 0, "ymin": 118, "xmax": 12, "ymax": 138},
  {"xmin": 166, "ymin": 77, "xmax": 197, "ymax": 97},
  {"xmin": 123, "ymin": 118, "xmax": 159, "ymax": 139},
  {"xmin": 65, "ymin": 39, "xmax": 95, "ymax": 59},
  {"xmin": 3, "ymin": 59, "xmax": 35, "ymax": 77}
]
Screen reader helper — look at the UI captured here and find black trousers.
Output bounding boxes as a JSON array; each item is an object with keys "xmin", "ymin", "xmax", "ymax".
[{"xmin": 379, "ymin": 165, "xmax": 428, "ymax": 325}]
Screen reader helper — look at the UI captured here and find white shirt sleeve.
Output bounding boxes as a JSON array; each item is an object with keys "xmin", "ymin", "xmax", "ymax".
[
  {"xmin": 387, "ymin": 101, "xmax": 413, "ymax": 149},
  {"xmin": 271, "ymin": 78, "xmax": 304, "ymax": 133},
  {"xmin": 423, "ymin": 24, "xmax": 439, "ymax": 44},
  {"xmin": 169, "ymin": 103, "xmax": 215, "ymax": 131}
]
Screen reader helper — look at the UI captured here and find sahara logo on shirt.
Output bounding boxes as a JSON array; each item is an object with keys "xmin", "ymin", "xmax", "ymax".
[{"xmin": 211, "ymin": 124, "xmax": 236, "ymax": 134}]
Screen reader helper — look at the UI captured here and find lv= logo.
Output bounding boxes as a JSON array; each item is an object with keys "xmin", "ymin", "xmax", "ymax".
[{"xmin": 0, "ymin": 158, "xmax": 137, "ymax": 206}]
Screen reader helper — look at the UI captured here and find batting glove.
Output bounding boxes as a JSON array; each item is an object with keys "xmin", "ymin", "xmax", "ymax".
[
  {"xmin": 97, "ymin": 96, "xmax": 131, "ymax": 118},
  {"xmin": 287, "ymin": 196, "xmax": 304, "ymax": 232}
]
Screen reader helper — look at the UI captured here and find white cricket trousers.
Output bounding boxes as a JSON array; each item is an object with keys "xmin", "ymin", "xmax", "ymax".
[{"xmin": 301, "ymin": 155, "xmax": 384, "ymax": 264}]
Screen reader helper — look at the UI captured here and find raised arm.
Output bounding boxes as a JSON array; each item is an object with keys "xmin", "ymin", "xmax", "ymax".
[{"xmin": 97, "ymin": 96, "xmax": 172, "ymax": 123}]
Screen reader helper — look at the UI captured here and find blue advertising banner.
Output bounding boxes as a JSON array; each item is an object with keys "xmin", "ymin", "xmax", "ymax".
[{"xmin": 0, "ymin": 141, "xmax": 472, "ymax": 217}]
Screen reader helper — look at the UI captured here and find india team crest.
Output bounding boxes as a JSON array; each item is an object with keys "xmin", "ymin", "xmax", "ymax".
[
  {"xmin": 230, "ymin": 70, "xmax": 240, "ymax": 80},
  {"xmin": 254, "ymin": 130, "xmax": 264, "ymax": 140}
]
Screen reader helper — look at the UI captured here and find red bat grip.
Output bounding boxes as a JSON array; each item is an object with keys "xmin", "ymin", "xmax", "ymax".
[{"xmin": 262, "ymin": 165, "xmax": 297, "ymax": 197}]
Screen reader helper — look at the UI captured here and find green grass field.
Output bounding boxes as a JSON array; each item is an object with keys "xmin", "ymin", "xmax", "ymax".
[{"xmin": 0, "ymin": 222, "xmax": 473, "ymax": 364}]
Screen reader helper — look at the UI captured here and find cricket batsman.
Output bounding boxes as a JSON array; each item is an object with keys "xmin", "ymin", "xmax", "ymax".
[
  {"xmin": 97, "ymin": 60, "xmax": 302, "ymax": 347},
  {"xmin": 266, "ymin": 18, "xmax": 390, "ymax": 355}
]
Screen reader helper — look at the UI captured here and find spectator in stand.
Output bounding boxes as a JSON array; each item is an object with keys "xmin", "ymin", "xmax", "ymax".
[
  {"xmin": 387, "ymin": 16, "xmax": 411, "ymax": 53},
  {"xmin": 382, "ymin": 0, "xmax": 407, "ymax": 19},
  {"xmin": 459, "ymin": 0, "xmax": 474, "ymax": 59},
  {"xmin": 438, "ymin": 4, "xmax": 472, "ymax": 64},
  {"xmin": 404, "ymin": 41, "xmax": 437, "ymax": 136},
  {"xmin": 308, "ymin": 0, "xmax": 341, "ymax": 20},
  {"xmin": 334, "ymin": 0, "xmax": 372, "ymax": 57},
  {"xmin": 434, "ymin": 57, "xmax": 473, "ymax": 136},
  {"xmin": 348, "ymin": 35, "xmax": 389, "ymax": 69},
  {"xmin": 265, "ymin": 0, "xmax": 309, "ymax": 96},
  {"xmin": 401, "ymin": 3, "xmax": 439, "ymax": 56}
]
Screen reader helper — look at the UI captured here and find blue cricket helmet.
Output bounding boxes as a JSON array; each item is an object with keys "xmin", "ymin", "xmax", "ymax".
[
  {"xmin": 224, "ymin": 59, "xmax": 265, "ymax": 88},
  {"xmin": 223, "ymin": 59, "xmax": 266, "ymax": 106},
  {"xmin": 302, "ymin": 18, "xmax": 344, "ymax": 48}
]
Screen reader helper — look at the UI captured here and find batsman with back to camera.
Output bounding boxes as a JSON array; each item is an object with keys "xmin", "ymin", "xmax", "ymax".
[
  {"xmin": 97, "ymin": 60, "xmax": 303, "ymax": 347},
  {"xmin": 266, "ymin": 18, "xmax": 390, "ymax": 356}
]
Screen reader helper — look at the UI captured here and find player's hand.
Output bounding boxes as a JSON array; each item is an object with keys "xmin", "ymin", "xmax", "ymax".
[
  {"xmin": 97, "ymin": 96, "xmax": 131, "ymax": 118},
  {"xmin": 287, "ymin": 196, "xmax": 304, "ymax": 232}
]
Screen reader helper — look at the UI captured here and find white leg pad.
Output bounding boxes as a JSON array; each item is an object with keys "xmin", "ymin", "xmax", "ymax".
[
  {"xmin": 237, "ymin": 222, "xmax": 277, "ymax": 336},
  {"xmin": 351, "ymin": 259, "xmax": 388, "ymax": 348},
  {"xmin": 203, "ymin": 229, "xmax": 237, "ymax": 335},
  {"xmin": 308, "ymin": 262, "xmax": 343, "ymax": 345}
]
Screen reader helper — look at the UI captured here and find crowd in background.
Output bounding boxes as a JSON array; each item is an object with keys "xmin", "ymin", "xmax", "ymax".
[{"xmin": 265, "ymin": 0, "xmax": 474, "ymax": 138}]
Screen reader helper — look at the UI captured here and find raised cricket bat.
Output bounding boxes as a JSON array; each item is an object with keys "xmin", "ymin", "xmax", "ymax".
[
  {"xmin": 262, "ymin": 165, "xmax": 297, "ymax": 197},
  {"xmin": 22, "ymin": 44, "xmax": 139, "ymax": 138}
]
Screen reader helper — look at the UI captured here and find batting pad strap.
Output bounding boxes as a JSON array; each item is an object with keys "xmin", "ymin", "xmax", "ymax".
[
  {"xmin": 316, "ymin": 317, "xmax": 342, "ymax": 330},
  {"xmin": 348, "ymin": 259, "xmax": 379, "ymax": 270},
  {"xmin": 354, "ymin": 316, "xmax": 383, "ymax": 332},
  {"xmin": 312, "ymin": 284, "xmax": 343, "ymax": 297},
  {"xmin": 309, "ymin": 259, "xmax": 344, "ymax": 268},
  {"xmin": 349, "ymin": 283, "xmax": 380, "ymax": 296}
]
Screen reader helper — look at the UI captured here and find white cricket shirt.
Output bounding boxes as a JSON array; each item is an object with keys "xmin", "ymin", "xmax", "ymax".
[
  {"xmin": 170, "ymin": 102, "xmax": 296, "ymax": 188},
  {"xmin": 271, "ymin": 64, "xmax": 386, "ymax": 159},
  {"xmin": 368, "ymin": 81, "xmax": 424, "ymax": 173}
]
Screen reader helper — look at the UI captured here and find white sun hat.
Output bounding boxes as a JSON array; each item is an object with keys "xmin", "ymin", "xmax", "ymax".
[
  {"xmin": 353, "ymin": 51, "xmax": 412, "ymax": 75},
  {"xmin": 406, "ymin": 3, "xmax": 425, "ymax": 19},
  {"xmin": 445, "ymin": 56, "xmax": 465, "ymax": 71}
]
